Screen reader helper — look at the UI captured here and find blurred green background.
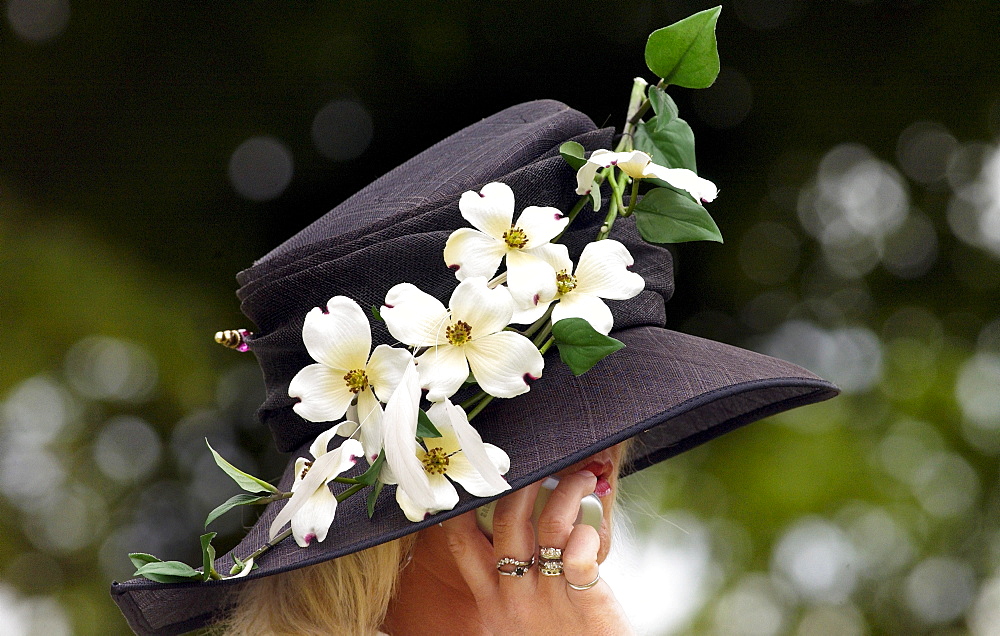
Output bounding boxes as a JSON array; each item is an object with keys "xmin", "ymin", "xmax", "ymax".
[{"xmin": 2, "ymin": 0, "xmax": 999, "ymax": 634}]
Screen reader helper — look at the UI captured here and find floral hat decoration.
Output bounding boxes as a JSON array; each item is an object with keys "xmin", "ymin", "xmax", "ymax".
[{"xmin": 111, "ymin": 9, "xmax": 838, "ymax": 635}]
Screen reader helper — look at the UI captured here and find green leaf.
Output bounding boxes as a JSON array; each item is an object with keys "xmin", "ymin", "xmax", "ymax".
[
  {"xmin": 645, "ymin": 6, "xmax": 722, "ymax": 89},
  {"xmin": 370, "ymin": 305, "xmax": 383, "ymax": 322},
  {"xmin": 559, "ymin": 141, "xmax": 587, "ymax": 170},
  {"xmin": 133, "ymin": 560, "xmax": 202, "ymax": 584},
  {"xmin": 205, "ymin": 493, "xmax": 270, "ymax": 528},
  {"xmin": 367, "ymin": 481, "xmax": 385, "ymax": 518},
  {"xmin": 633, "ymin": 116, "xmax": 697, "ymax": 173},
  {"xmin": 128, "ymin": 553, "xmax": 162, "ymax": 571},
  {"xmin": 552, "ymin": 318, "xmax": 626, "ymax": 376},
  {"xmin": 356, "ymin": 451, "xmax": 386, "ymax": 486},
  {"xmin": 647, "ymin": 86, "xmax": 679, "ymax": 124},
  {"xmin": 633, "ymin": 187, "xmax": 723, "ymax": 244},
  {"xmin": 416, "ymin": 409, "xmax": 442, "ymax": 439},
  {"xmin": 206, "ymin": 439, "xmax": 279, "ymax": 494},
  {"xmin": 200, "ymin": 532, "xmax": 217, "ymax": 581}
]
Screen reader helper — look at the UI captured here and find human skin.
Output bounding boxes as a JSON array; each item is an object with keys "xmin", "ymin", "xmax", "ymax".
[{"xmin": 381, "ymin": 443, "xmax": 634, "ymax": 635}]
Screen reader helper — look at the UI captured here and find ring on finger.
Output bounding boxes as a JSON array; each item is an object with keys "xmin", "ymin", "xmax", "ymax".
[
  {"xmin": 538, "ymin": 546, "xmax": 564, "ymax": 576},
  {"xmin": 497, "ymin": 556, "xmax": 535, "ymax": 578},
  {"xmin": 567, "ymin": 572, "xmax": 601, "ymax": 590}
]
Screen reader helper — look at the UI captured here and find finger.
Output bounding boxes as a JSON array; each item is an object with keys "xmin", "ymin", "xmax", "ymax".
[
  {"xmin": 491, "ymin": 481, "xmax": 542, "ymax": 587},
  {"xmin": 536, "ymin": 471, "xmax": 597, "ymax": 585},
  {"xmin": 562, "ymin": 523, "xmax": 605, "ymax": 602},
  {"xmin": 441, "ymin": 510, "xmax": 501, "ymax": 604}
]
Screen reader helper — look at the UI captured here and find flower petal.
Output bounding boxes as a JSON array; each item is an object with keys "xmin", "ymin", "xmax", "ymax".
[
  {"xmin": 446, "ymin": 446, "xmax": 511, "ymax": 497},
  {"xmin": 366, "ymin": 345, "xmax": 414, "ymax": 403},
  {"xmin": 515, "ymin": 205, "xmax": 569, "ymax": 247},
  {"xmin": 465, "ymin": 330, "xmax": 544, "ymax": 398},
  {"xmin": 308, "ymin": 424, "xmax": 343, "ymax": 461},
  {"xmin": 575, "ymin": 149, "xmax": 624, "ymax": 195},
  {"xmin": 428, "ymin": 401, "xmax": 510, "ymax": 494},
  {"xmin": 449, "ymin": 277, "xmax": 514, "ymax": 337},
  {"xmin": 506, "ymin": 249, "xmax": 558, "ymax": 311},
  {"xmin": 289, "ymin": 364, "xmax": 355, "ymax": 423},
  {"xmin": 394, "ymin": 473, "xmax": 460, "ymax": 522},
  {"xmin": 422, "ymin": 401, "xmax": 462, "ymax": 455},
  {"xmin": 509, "ymin": 297, "xmax": 553, "ymax": 326},
  {"xmin": 291, "ymin": 483, "xmax": 338, "ymax": 547},
  {"xmin": 415, "ymin": 344, "xmax": 470, "ymax": 403},
  {"xmin": 611, "ymin": 150, "xmax": 654, "ymax": 179},
  {"xmin": 380, "ymin": 361, "xmax": 436, "ymax": 509},
  {"xmin": 301, "ymin": 297, "xmax": 371, "ymax": 371},
  {"xmin": 270, "ymin": 438, "xmax": 362, "ymax": 540},
  {"xmin": 383, "ymin": 283, "xmax": 450, "ymax": 347},
  {"xmin": 458, "ymin": 182, "xmax": 515, "ymax": 238},
  {"xmin": 573, "ymin": 239, "xmax": 645, "ymax": 301},
  {"xmin": 354, "ymin": 389, "xmax": 385, "ymax": 463},
  {"xmin": 575, "ymin": 161, "xmax": 601, "ymax": 195},
  {"xmin": 552, "ymin": 292, "xmax": 615, "ymax": 335},
  {"xmin": 641, "ymin": 164, "xmax": 719, "ymax": 203},
  {"xmin": 443, "ymin": 228, "xmax": 507, "ymax": 281}
]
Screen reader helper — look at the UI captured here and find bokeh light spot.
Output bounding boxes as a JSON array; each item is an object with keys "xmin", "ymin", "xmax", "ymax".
[
  {"xmin": 904, "ymin": 557, "xmax": 976, "ymax": 626},
  {"xmin": 64, "ymin": 336, "xmax": 158, "ymax": 403},
  {"xmin": 93, "ymin": 415, "xmax": 162, "ymax": 482},
  {"xmin": 228, "ymin": 136, "xmax": 294, "ymax": 202},
  {"xmin": 6, "ymin": 0, "xmax": 69, "ymax": 43},
  {"xmin": 772, "ymin": 517, "xmax": 859, "ymax": 603},
  {"xmin": 895, "ymin": 121, "xmax": 957, "ymax": 185},
  {"xmin": 311, "ymin": 99, "xmax": 374, "ymax": 161}
]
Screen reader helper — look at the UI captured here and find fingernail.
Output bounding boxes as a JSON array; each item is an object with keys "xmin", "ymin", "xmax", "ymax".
[{"xmin": 576, "ymin": 468, "xmax": 599, "ymax": 479}]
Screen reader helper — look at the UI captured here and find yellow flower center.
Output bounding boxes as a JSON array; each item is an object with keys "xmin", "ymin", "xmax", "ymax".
[
  {"xmin": 446, "ymin": 320, "xmax": 473, "ymax": 346},
  {"xmin": 421, "ymin": 447, "xmax": 450, "ymax": 475},
  {"xmin": 502, "ymin": 226, "xmax": 529, "ymax": 249},
  {"xmin": 555, "ymin": 269, "xmax": 577, "ymax": 295},
  {"xmin": 343, "ymin": 368, "xmax": 369, "ymax": 394}
]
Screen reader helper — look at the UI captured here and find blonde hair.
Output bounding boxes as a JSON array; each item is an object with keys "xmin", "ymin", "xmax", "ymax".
[
  {"xmin": 221, "ymin": 440, "xmax": 634, "ymax": 634},
  {"xmin": 220, "ymin": 535, "xmax": 417, "ymax": 636}
]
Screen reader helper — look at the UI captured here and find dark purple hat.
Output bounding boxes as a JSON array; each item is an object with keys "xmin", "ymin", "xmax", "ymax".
[{"xmin": 111, "ymin": 100, "xmax": 838, "ymax": 635}]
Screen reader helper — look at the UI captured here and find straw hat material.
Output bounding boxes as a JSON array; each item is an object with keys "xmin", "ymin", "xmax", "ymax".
[{"xmin": 111, "ymin": 100, "xmax": 838, "ymax": 635}]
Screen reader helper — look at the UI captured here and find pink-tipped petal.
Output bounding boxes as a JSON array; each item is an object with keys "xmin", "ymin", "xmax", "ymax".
[
  {"xmin": 458, "ymin": 182, "xmax": 516, "ymax": 239},
  {"xmin": 515, "ymin": 205, "xmax": 569, "ymax": 246},
  {"xmin": 289, "ymin": 364, "xmax": 356, "ymax": 423},
  {"xmin": 382, "ymin": 283, "xmax": 451, "ymax": 347},
  {"xmin": 301, "ymin": 297, "xmax": 371, "ymax": 370},
  {"xmin": 443, "ymin": 228, "xmax": 507, "ymax": 281},
  {"xmin": 572, "ymin": 239, "xmax": 645, "ymax": 301},
  {"xmin": 464, "ymin": 330, "xmax": 544, "ymax": 398}
]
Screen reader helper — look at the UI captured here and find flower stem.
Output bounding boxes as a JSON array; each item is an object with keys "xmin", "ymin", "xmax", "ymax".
[
  {"xmin": 465, "ymin": 394, "xmax": 494, "ymax": 421},
  {"xmin": 459, "ymin": 389, "xmax": 488, "ymax": 411},
  {"xmin": 242, "ymin": 528, "xmax": 292, "ymax": 565},
  {"xmin": 538, "ymin": 336, "xmax": 555, "ymax": 356},
  {"xmin": 622, "ymin": 178, "xmax": 641, "ymax": 217},
  {"xmin": 618, "ymin": 77, "xmax": 648, "ymax": 153},
  {"xmin": 596, "ymin": 169, "xmax": 628, "ymax": 240}
]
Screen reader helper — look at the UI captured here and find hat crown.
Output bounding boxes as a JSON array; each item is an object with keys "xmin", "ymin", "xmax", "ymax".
[{"xmin": 235, "ymin": 101, "xmax": 675, "ymax": 453}]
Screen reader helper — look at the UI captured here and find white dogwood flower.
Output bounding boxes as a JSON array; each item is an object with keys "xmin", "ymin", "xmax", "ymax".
[
  {"xmin": 575, "ymin": 149, "xmax": 718, "ymax": 204},
  {"xmin": 269, "ymin": 433, "xmax": 363, "ymax": 547},
  {"xmin": 511, "ymin": 239, "xmax": 645, "ymax": 335},
  {"xmin": 444, "ymin": 182, "xmax": 570, "ymax": 309},
  {"xmin": 288, "ymin": 296, "xmax": 412, "ymax": 462},
  {"xmin": 393, "ymin": 400, "xmax": 511, "ymax": 522},
  {"xmin": 382, "ymin": 277, "xmax": 543, "ymax": 402}
]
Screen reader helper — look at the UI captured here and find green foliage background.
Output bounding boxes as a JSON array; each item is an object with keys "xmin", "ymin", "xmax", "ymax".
[{"xmin": 2, "ymin": 1, "xmax": 998, "ymax": 633}]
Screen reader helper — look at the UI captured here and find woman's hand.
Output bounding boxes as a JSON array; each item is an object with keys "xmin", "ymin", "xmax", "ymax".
[{"xmin": 440, "ymin": 470, "xmax": 634, "ymax": 635}]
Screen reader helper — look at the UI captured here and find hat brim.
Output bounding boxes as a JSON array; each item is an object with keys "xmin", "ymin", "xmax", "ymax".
[{"xmin": 111, "ymin": 325, "xmax": 837, "ymax": 635}]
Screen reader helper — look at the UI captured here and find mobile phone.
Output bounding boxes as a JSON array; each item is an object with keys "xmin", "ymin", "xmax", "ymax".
[{"xmin": 475, "ymin": 476, "xmax": 603, "ymax": 540}]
